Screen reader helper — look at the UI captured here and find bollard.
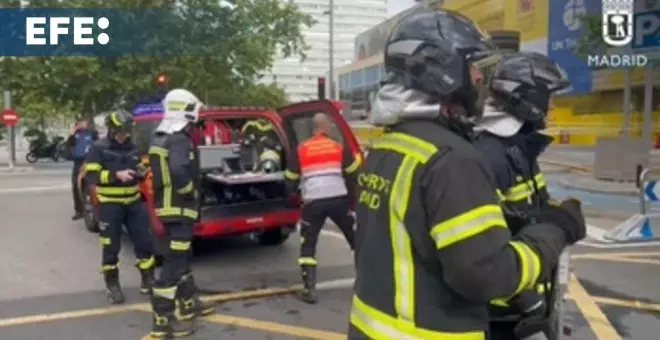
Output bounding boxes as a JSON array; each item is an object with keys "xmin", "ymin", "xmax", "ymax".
[
  {"xmin": 636, "ymin": 164, "xmax": 643, "ymax": 188},
  {"xmin": 3, "ymin": 90, "xmax": 14, "ymax": 169}
]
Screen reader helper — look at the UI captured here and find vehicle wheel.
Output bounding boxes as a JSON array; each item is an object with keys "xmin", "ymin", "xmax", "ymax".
[
  {"xmin": 25, "ymin": 152, "xmax": 38, "ymax": 163},
  {"xmin": 83, "ymin": 191, "xmax": 99, "ymax": 233},
  {"xmin": 257, "ymin": 226, "xmax": 291, "ymax": 246}
]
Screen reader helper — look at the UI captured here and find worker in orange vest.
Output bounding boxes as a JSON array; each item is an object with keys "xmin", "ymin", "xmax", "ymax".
[{"xmin": 283, "ymin": 113, "xmax": 361, "ymax": 304}]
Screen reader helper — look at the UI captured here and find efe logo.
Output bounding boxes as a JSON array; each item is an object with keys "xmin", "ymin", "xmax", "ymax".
[{"xmin": 25, "ymin": 17, "xmax": 110, "ymax": 46}]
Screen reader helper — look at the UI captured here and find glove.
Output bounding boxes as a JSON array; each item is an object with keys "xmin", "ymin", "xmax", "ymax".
[{"xmin": 539, "ymin": 198, "xmax": 586, "ymax": 245}]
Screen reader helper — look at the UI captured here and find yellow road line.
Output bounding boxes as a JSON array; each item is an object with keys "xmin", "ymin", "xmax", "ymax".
[
  {"xmin": 592, "ymin": 296, "xmax": 660, "ymax": 313},
  {"xmin": 573, "ymin": 254, "xmax": 660, "ymax": 266},
  {"xmin": 204, "ymin": 314, "xmax": 345, "ymax": 339},
  {"xmin": 569, "ymin": 274, "xmax": 622, "ymax": 340},
  {"xmin": 0, "ymin": 286, "xmax": 298, "ymax": 328}
]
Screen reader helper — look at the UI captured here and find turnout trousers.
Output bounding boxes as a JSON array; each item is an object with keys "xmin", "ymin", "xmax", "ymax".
[
  {"xmin": 98, "ymin": 200, "xmax": 154, "ymax": 269},
  {"xmin": 299, "ymin": 196, "xmax": 355, "ymax": 265}
]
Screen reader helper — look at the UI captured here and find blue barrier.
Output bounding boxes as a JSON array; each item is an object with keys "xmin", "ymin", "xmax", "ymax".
[{"xmin": 644, "ymin": 180, "xmax": 659, "ymax": 201}]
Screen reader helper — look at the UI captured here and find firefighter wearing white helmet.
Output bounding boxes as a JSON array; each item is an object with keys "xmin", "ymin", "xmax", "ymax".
[{"xmin": 147, "ymin": 89, "xmax": 214, "ymax": 338}]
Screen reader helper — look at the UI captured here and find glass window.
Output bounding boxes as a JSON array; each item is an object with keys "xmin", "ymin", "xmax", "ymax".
[
  {"xmin": 350, "ymin": 70, "xmax": 361, "ymax": 88},
  {"xmin": 289, "ymin": 113, "xmax": 344, "ymax": 146}
]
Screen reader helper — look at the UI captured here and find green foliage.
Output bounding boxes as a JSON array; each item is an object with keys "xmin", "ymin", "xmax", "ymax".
[
  {"xmin": 0, "ymin": 0, "xmax": 313, "ymax": 124},
  {"xmin": 574, "ymin": 15, "xmax": 606, "ymax": 58}
]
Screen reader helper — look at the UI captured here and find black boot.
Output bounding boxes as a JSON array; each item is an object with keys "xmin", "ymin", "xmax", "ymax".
[
  {"xmin": 296, "ymin": 265, "xmax": 318, "ymax": 304},
  {"xmin": 150, "ymin": 291, "xmax": 194, "ymax": 339},
  {"xmin": 103, "ymin": 268, "xmax": 125, "ymax": 304},
  {"xmin": 176, "ymin": 273, "xmax": 215, "ymax": 320},
  {"xmin": 138, "ymin": 267, "xmax": 155, "ymax": 295}
]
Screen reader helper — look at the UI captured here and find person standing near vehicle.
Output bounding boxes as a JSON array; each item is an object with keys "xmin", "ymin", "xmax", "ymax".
[
  {"xmin": 473, "ymin": 52, "xmax": 571, "ymax": 339},
  {"xmin": 66, "ymin": 119, "xmax": 98, "ymax": 220},
  {"xmin": 348, "ymin": 9, "xmax": 586, "ymax": 339},
  {"xmin": 284, "ymin": 113, "xmax": 361, "ymax": 304},
  {"xmin": 83, "ymin": 110, "xmax": 155, "ymax": 304},
  {"xmin": 148, "ymin": 89, "xmax": 215, "ymax": 338}
]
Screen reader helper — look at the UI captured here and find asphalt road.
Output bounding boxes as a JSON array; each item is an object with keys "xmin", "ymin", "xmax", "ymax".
[{"xmin": 0, "ymin": 167, "xmax": 658, "ymax": 339}]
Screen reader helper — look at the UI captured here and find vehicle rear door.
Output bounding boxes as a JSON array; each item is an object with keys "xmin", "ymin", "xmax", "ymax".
[{"xmin": 277, "ymin": 100, "xmax": 363, "ymax": 164}]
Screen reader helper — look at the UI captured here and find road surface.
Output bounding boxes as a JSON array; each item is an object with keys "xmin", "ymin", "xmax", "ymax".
[{"xmin": 0, "ymin": 163, "xmax": 658, "ymax": 339}]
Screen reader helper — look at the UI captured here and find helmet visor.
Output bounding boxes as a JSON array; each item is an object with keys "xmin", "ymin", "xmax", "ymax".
[{"xmin": 470, "ymin": 54, "xmax": 501, "ymax": 119}]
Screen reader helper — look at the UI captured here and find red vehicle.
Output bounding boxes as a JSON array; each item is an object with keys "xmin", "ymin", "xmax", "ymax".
[{"xmin": 82, "ymin": 100, "xmax": 363, "ymax": 247}]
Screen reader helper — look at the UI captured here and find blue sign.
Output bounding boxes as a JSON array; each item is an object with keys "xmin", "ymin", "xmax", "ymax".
[
  {"xmin": 132, "ymin": 103, "xmax": 163, "ymax": 116},
  {"xmin": 547, "ymin": 0, "xmax": 601, "ymax": 95},
  {"xmin": 645, "ymin": 180, "xmax": 659, "ymax": 201},
  {"xmin": 633, "ymin": 10, "xmax": 660, "ymax": 50}
]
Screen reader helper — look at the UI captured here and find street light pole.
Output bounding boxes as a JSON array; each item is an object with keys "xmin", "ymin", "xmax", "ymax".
[{"xmin": 328, "ymin": 0, "xmax": 335, "ymax": 100}]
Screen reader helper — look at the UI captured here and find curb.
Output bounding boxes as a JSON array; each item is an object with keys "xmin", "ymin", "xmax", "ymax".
[
  {"xmin": 557, "ymin": 178, "xmax": 638, "ymax": 196},
  {"xmin": 0, "ymin": 166, "xmax": 34, "ymax": 174},
  {"xmin": 538, "ymin": 159, "xmax": 592, "ymax": 173}
]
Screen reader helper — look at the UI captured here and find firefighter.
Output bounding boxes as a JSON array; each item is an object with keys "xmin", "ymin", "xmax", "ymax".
[
  {"xmin": 148, "ymin": 89, "xmax": 215, "ymax": 338},
  {"xmin": 473, "ymin": 52, "xmax": 571, "ymax": 339},
  {"xmin": 349, "ymin": 8, "xmax": 586, "ymax": 340},
  {"xmin": 83, "ymin": 110, "xmax": 155, "ymax": 304},
  {"xmin": 284, "ymin": 113, "xmax": 360, "ymax": 304}
]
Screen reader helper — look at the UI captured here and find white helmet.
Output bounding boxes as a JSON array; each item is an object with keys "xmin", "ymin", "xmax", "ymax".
[{"xmin": 155, "ymin": 89, "xmax": 204, "ymax": 134}]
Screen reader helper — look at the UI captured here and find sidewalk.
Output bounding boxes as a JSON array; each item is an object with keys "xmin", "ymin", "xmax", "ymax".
[{"xmin": 558, "ymin": 174, "xmax": 638, "ymax": 196}]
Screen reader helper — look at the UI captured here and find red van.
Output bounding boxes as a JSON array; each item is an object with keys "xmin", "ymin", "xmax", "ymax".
[{"xmin": 81, "ymin": 100, "xmax": 363, "ymax": 248}]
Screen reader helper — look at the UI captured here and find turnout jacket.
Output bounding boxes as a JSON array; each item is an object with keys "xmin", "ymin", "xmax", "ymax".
[
  {"xmin": 349, "ymin": 119, "xmax": 563, "ymax": 340},
  {"xmin": 84, "ymin": 137, "xmax": 142, "ymax": 204},
  {"xmin": 148, "ymin": 131, "xmax": 200, "ymax": 222}
]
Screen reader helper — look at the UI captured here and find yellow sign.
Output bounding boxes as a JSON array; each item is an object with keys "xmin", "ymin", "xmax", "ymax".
[{"xmin": 504, "ymin": 0, "xmax": 548, "ymax": 42}]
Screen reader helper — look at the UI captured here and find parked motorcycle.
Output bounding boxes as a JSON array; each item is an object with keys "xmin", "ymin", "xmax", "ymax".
[{"xmin": 25, "ymin": 135, "xmax": 65, "ymax": 163}]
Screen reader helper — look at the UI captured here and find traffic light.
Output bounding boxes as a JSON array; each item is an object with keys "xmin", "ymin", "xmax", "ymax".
[
  {"xmin": 156, "ymin": 74, "xmax": 169, "ymax": 89},
  {"xmin": 317, "ymin": 77, "xmax": 326, "ymax": 100}
]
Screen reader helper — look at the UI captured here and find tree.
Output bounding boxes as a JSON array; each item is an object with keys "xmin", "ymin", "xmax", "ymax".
[
  {"xmin": 574, "ymin": 15, "xmax": 606, "ymax": 58},
  {"xmin": 4, "ymin": 0, "xmax": 314, "ymax": 122}
]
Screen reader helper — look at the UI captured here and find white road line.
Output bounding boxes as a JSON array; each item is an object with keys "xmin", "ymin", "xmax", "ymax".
[
  {"xmin": 320, "ymin": 229, "xmax": 346, "ymax": 240},
  {"xmin": 316, "ymin": 277, "xmax": 354, "ymax": 290},
  {"xmin": 0, "ymin": 184, "xmax": 69, "ymax": 194}
]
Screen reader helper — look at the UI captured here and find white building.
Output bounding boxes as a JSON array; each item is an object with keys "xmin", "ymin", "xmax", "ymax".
[{"xmin": 267, "ymin": 0, "xmax": 388, "ymax": 102}]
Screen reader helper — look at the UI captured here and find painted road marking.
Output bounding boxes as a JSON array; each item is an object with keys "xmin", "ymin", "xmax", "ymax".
[
  {"xmin": 592, "ymin": 296, "xmax": 660, "ymax": 313},
  {"xmin": 579, "ymin": 225, "xmax": 660, "ymax": 248},
  {"xmin": 0, "ymin": 277, "xmax": 353, "ymax": 328},
  {"xmin": 0, "ymin": 184, "xmax": 69, "ymax": 194},
  {"xmin": 569, "ymin": 274, "xmax": 622, "ymax": 340},
  {"xmin": 138, "ymin": 314, "xmax": 345, "ymax": 340}
]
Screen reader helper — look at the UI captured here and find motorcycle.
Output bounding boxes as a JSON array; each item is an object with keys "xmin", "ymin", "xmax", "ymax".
[{"xmin": 25, "ymin": 136, "xmax": 65, "ymax": 163}]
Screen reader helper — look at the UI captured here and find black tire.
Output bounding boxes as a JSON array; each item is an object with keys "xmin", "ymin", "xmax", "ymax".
[
  {"xmin": 25, "ymin": 152, "xmax": 38, "ymax": 163},
  {"xmin": 82, "ymin": 190, "xmax": 99, "ymax": 233},
  {"xmin": 51, "ymin": 152, "xmax": 60, "ymax": 162},
  {"xmin": 257, "ymin": 226, "xmax": 291, "ymax": 246}
]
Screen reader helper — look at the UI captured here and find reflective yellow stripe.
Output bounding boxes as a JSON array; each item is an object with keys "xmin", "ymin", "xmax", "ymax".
[
  {"xmin": 371, "ymin": 132, "xmax": 437, "ymax": 163},
  {"xmin": 137, "ymin": 256, "xmax": 156, "ymax": 270},
  {"xmin": 85, "ymin": 162, "xmax": 102, "ymax": 171},
  {"xmin": 153, "ymin": 286, "xmax": 177, "ymax": 299},
  {"xmin": 535, "ymin": 173, "xmax": 546, "ymax": 188},
  {"xmin": 170, "ymin": 240, "xmax": 191, "ymax": 251},
  {"xmin": 99, "ymin": 237, "xmax": 111, "ymax": 245},
  {"xmin": 259, "ymin": 149, "xmax": 280, "ymax": 162},
  {"xmin": 297, "ymin": 257, "xmax": 317, "ymax": 266},
  {"xmin": 149, "ymin": 146, "xmax": 168, "ymax": 157},
  {"xmin": 177, "ymin": 181, "xmax": 193, "ymax": 194},
  {"xmin": 100, "ymin": 170, "xmax": 110, "ymax": 184},
  {"xmin": 389, "ymin": 155, "xmax": 417, "ymax": 323},
  {"xmin": 509, "ymin": 241, "xmax": 541, "ymax": 296},
  {"xmin": 496, "ymin": 189, "xmax": 506, "ymax": 202},
  {"xmin": 284, "ymin": 169, "xmax": 299, "ymax": 180},
  {"xmin": 149, "ymin": 146, "xmax": 175, "ymax": 215},
  {"xmin": 430, "ymin": 205, "xmax": 507, "ymax": 249},
  {"xmin": 155, "ymin": 207, "xmax": 199, "ymax": 219},
  {"xmin": 110, "ymin": 112, "xmax": 121, "ymax": 126},
  {"xmin": 96, "ymin": 186, "xmax": 139, "ymax": 195},
  {"xmin": 96, "ymin": 193, "xmax": 141, "ymax": 204},
  {"xmin": 503, "ymin": 172, "xmax": 546, "ymax": 202},
  {"xmin": 101, "ymin": 264, "xmax": 117, "ymax": 272},
  {"xmin": 350, "ymin": 295, "xmax": 485, "ymax": 340},
  {"xmin": 344, "ymin": 156, "xmax": 361, "ymax": 174}
]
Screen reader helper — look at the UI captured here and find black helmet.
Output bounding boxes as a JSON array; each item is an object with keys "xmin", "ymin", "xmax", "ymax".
[
  {"xmin": 384, "ymin": 8, "xmax": 498, "ymax": 119},
  {"xmin": 105, "ymin": 110, "xmax": 134, "ymax": 135},
  {"xmin": 489, "ymin": 52, "xmax": 570, "ymax": 130}
]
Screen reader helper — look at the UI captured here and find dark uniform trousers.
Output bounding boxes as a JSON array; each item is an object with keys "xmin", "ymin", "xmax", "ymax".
[
  {"xmin": 72, "ymin": 159, "xmax": 85, "ymax": 214},
  {"xmin": 156, "ymin": 221, "xmax": 195, "ymax": 287},
  {"xmin": 99, "ymin": 199, "xmax": 154, "ymax": 269},
  {"xmin": 299, "ymin": 196, "xmax": 355, "ymax": 265}
]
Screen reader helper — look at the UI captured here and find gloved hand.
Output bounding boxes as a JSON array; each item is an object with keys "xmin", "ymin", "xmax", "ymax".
[{"xmin": 539, "ymin": 198, "xmax": 586, "ymax": 245}]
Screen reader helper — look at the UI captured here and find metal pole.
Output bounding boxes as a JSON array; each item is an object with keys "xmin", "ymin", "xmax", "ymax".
[
  {"xmin": 642, "ymin": 63, "xmax": 653, "ymax": 144},
  {"xmin": 621, "ymin": 68, "xmax": 632, "ymax": 136},
  {"xmin": 328, "ymin": 0, "xmax": 335, "ymax": 100},
  {"xmin": 4, "ymin": 90, "xmax": 14, "ymax": 169}
]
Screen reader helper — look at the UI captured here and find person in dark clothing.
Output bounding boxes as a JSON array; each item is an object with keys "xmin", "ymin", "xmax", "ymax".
[
  {"xmin": 148, "ymin": 89, "xmax": 214, "ymax": 339},
  {"xmin": 84, "ymin": 111, "xmax": 155, "ymax": 304},
  {"xmin": 473, "ymin": 52, "xmax": 571, "ymax": 339},
  {"xmin": 348, "ymin": 9, "xmax": 586, "ymax": 340},
  {"xmin": 66, "ymin": 119, "xmax": 98, "ymax": 220}
]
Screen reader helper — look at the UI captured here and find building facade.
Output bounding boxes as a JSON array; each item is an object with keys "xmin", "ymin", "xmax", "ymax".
[{"xmin": 266, "ymin": 0, "xmax": 387, "ymax": 103}]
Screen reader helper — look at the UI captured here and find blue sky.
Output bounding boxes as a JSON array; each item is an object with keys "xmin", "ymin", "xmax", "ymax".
[{"xmin": 388, "ymin": 0, "xmax": 415, "ymax": 15}]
